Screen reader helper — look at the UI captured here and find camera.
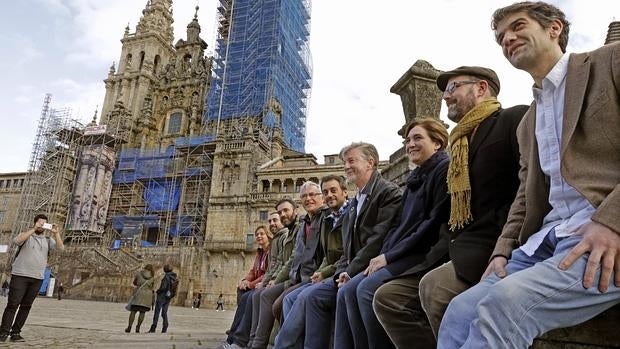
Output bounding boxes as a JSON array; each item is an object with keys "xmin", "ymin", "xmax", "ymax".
[{"xmin": 42, "ymin": 223, "xmax": 53, "ymax": 230}]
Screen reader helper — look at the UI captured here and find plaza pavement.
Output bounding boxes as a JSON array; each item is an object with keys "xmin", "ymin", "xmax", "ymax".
[{"xmin": 0, "ymin": 296, "xmax": 233, "ymax": 348}]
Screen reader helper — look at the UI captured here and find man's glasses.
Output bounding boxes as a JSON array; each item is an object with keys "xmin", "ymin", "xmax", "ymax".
[
  {"xmin": 444, "ymin": 80, "xmax": 479, "ymax": 95},
  {"xmin": 301, "ymin": 192, "xmax": 322, "ymax": 200}
]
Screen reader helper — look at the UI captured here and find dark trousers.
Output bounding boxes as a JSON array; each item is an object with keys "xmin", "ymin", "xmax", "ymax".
[
  {"xmin": 228, "ymin": 289, "xmax": 254, "ymax": 344},
  {"xmin": 151, "ymin": 296, "xmax": 170, "ymax": 331},
  {"xmin": 0, "ymin": 275, "xmax": 43, "ymax": 335},
  {"xmin": 252, "ymin": 283, "xmax": 285, "ymax": 349},
  {"xmin": 373, "ymin": 276, "xmax": 436, "ymax": 349},
  {"xmin": 230, "ymin": 290, "xmax": 255, "ymax": 346}
]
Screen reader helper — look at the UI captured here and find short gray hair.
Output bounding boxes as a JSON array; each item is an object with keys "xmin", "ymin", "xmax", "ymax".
[
  {"xmin": 299, "ymin": 181, "xmax": 321, "ymax": 195},
  {"xmin": 339, "ymin": 142, "xmax": 379, "ymax": 169}
]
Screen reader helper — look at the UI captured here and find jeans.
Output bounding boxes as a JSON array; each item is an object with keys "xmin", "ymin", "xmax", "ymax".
[
  {"xmin": 335, "ymin": 269, "xmax": 394, "ymax": 349},
  {"xmin": 438, "ymin": 230, "xmax": 620, "ymax": 349},
  {"xmin": 282, "ymin": 282, "xmax": 312, "ymax": 320},
  {"xmin": 0, "ymin": 275, "xmax": 43, "ymax": 335},
  {"xmin": 273, "ymin": 282, "xmax": 315, "ymax": 349},
  {"xmin": 304, "ymin": 279, "xmax": 338, "ymax": 349},
  {"xmin": 151, "ymin": 296, "xmax": 170, "ymax": 331}
]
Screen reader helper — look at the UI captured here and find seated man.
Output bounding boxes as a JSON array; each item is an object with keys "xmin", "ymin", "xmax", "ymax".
[
  {"xmin": 438, "ymin": 2, "xmax": 620, "ymax": 348},
  {"xmin": 274, "ymin": 175, "xmax": 349, "ymax": 348},
  {"xmin": 250, "ymin": 182, "xmax": 326, "ymax": 349},
  {"xmin": 302, "ymin": 142, "xmax": 402, "ymax": 349},
  {"xmin": 338, "ymin": 118, "xmax": 450, "ymax": 349}
]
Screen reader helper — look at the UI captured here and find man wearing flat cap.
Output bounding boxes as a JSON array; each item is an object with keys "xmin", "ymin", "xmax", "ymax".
[{"xmin": 372, "ymin": 66, "xmax": 528, "ymax": 348}]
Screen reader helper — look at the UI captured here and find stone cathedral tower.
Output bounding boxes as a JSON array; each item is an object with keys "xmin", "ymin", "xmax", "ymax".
[{"xmin": 99, "ymin": 0, "xmax": 211, "ymax": 150}]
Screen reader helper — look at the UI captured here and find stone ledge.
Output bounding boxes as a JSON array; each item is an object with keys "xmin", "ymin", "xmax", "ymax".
[{"xmin": 532, "ymin": 304, "xmax": 620, "ymax": 348}]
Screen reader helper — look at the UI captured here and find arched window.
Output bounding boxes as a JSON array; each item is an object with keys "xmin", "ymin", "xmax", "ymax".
[
  {"xmin": 167, "ymin": 112, "xmax": 183, "ymax": 134},
  {"xmin": 261, "ymin": 180, "xmax": 270, "ymax": 193},
  {"xmin": 139, "ymin": 51, "xmax": 145, "ymax": 70},
  {"xmin": 153, "ymin": 55, "xmax": 161, "ymax": 74},
  {"xmin": 125, "ymin": 53, "xmax": 133, "ymax": 70}
]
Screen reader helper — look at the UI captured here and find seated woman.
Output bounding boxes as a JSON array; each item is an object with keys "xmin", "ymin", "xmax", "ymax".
[
  {"xmin": 335, "ymin": 118, "xmax": 451, "ymax": 349},
  {"xmin": 221, "ymin": 225, "xmax": 273, "ymax": 348}
]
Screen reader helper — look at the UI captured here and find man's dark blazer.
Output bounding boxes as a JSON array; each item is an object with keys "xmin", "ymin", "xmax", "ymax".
[
  {"xmin": 449, "ymin": 104, "xmax": 529, "ymax": 284},
  {"xmin": 334, "ymin": 170, "xmax": 402, "ymax": 279}
]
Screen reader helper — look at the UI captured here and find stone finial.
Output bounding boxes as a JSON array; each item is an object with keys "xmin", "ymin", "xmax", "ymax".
[
  {"xmin": 605, "ymin": 20, "xmax": 620, "ymax": 44},
  {"xmin": 109, "ymin": 62, "xmax": 116, "ymax": 75},
  {"xmin": 390, "ymin": 60, "xmax": 443, "ymax": 136},
  {"xmin": 124, "ymin": 23, "xmax": 130, "ymax": 37}
]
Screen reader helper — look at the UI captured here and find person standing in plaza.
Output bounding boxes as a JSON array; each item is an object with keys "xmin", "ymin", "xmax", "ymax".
[
  {"xmin": 148, "ymin": 264, "xmax": 178, "ymax": 333},
  {"xmin": 57, "ymin": 283, "xmax": 64, "ymax": 300},
  {"xmin": 216, "ymin": 293, "xmax": 225, "ymax": 311},
  {"xmin": 125, "ymin": 264, "xmax": 154, "ymax": 333},
  {"xmin": 0, "ymin": 213, "xmax": 64, "ymax": 342}
]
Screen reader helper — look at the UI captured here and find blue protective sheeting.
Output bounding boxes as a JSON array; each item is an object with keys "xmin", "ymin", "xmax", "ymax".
[
  {"xmin": 175, "ymin": 135, "xmax": 215, "ymax": 147},
  {"xmin": 144, "ymin": 180, "xmax": 181, "ymax": 212},
  {"xmin": 110, "ymin": 239, "xmax": 121, "ymax": 250}
]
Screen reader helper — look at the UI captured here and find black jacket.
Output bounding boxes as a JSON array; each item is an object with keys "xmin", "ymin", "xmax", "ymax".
[
  {"xmin": 381, "ymin": 151, "xmax": 450, "ymax": 276},
  {"xmin": 334, "ymin": 171, "xmax": 402, "ymax": 279},
  {"xmin": 156, "ymin": 271, "xmax": 178, "ymax": 300},
  {"xmin": 449, "ymin": 105, "xmax": 528, "ymax": 284}
]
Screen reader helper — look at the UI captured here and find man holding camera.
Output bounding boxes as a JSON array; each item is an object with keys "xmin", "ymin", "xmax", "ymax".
[{"xmin": 0, "ymin": 214, "xmax": 64, "ymax": 342}]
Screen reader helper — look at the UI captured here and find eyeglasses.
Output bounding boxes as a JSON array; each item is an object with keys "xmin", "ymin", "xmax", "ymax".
[
  {"xmin": 301, "ymin": 192, "xmax": 322, "ymax": 200},
  {"xmin": 444, "ymin": 80, "xmax": 479, "ymax": 95}
]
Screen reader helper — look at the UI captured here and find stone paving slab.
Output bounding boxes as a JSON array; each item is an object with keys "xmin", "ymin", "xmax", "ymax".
[{"xmin": 0, "ymin": 297, "xmax": 234, "ymax": 348}]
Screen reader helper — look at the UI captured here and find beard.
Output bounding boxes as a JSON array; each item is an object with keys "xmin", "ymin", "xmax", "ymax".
[{"xmin": 447, "ymin": 91, "xmax": 477, "ymax": 123}]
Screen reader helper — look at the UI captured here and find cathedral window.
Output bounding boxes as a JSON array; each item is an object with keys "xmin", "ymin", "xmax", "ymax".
[
  {"xmin": 139, "ymin": 51, "xmax": 145, "ymax": 70},
  {"xmin": 167, "ymin": 112, "xmax": 183, "ymax": 134},
  {"xmin": 154, "ymin": 55, "xmax": 161, "ymax": 74},
  {"xmin": 259, "ymin": 210, "xmax": 268, "ymax": 221}
]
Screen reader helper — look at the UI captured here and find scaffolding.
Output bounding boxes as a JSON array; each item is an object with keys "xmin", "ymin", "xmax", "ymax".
[
  {"xmin": 12, "ymin": 94, "xmax": 84, "ymax": 237},
  {"xmin": 205, "ymin": 0, "xmax": 312, "ymax": 152},
  {"xmin": 105, "ymin": 135, "xmax": 215, "ymax": 248}
]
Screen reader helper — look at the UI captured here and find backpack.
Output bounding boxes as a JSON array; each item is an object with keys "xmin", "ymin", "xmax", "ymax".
[{"xmin": 166, "ymin": 276, "xmax": 179, "ymax": 299}]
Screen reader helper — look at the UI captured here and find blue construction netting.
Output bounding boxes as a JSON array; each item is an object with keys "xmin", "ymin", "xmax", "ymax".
[
  {"xmin": 112, "ymin": 215, "xmax": 160, "ymax": 237},
  {"xmin": 205, "ymin": 0, "xmax": 312, "ymax": 152},
  {"xmin": 169, "ymin": 215, "xmax": 195, "ymax": 237},
  {"xmin": 112, "ymin": 147, "xmax": 175, "ymax": 184},
  {"xmin": 174, "ymin": 135, "xmax": 215, "ymax": 147},
  {"xmin": 144, "ymin": 179, "xmax": 181, "ymax": 212}
]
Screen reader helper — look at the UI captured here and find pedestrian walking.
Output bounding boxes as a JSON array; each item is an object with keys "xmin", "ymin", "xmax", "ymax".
[
  {"xmin": 216, "ymin": 293, "xmax": 224, "ymax": 311},
  {"xmin": 125, "ymin": 264, "xmax": 154, "ymax": 333}
]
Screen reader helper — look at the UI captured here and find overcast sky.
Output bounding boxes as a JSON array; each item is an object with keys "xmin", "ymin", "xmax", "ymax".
[{"xmin": 0, "ymin": 0, "xmax": 617, "ymax": 173}]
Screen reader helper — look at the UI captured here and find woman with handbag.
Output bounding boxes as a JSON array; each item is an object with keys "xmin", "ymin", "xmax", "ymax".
[{"xmin": 125, "ymin": 264, "xmax": 155, "ymax": 333}]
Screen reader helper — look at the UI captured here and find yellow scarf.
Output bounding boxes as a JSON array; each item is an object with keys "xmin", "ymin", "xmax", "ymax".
[{"xmin": 448, "ymin": 98, "xmax": 501, "ymax": 231}]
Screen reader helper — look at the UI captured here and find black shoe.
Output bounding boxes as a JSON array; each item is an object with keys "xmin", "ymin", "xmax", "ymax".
[
  {"xmin": 10, "ymin": 334, "xmax": 24, "ymax": 342},
  {"xmin": 125, "ymin": 327, "xmax": 131, "ymax": 333},
  {"xmin": 0, "ymin": 334, "xmax": 7, "ymax": 342},
  {"xmin": 148, "ymin": 325, "xmax": 156, "ymax": 333},
  {"xmin": 161, "ymin": 328, "xmax": 167, "ymax": 333},
  {"xmin": 135, "ymin": 327, "xmax": 140, "ymax": 333}
]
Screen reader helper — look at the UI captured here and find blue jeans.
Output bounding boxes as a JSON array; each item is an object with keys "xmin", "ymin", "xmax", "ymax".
[
  {"xmin": 282, "ymin": 282, "xmax": 312, "ymax": 320},
  {"xmin": 273, "ymin": 282, "xmax": 315, "ymax": 349},
  {"xmin": 335, "ymin": 269, "xmax": 394, "ymax": 349},
  {"xmin": 438, "ymin": 230, "xmax": 620, "ymax": 348},
  {"xmin": 151, "ymin": 296, "xmax": 170, "ymax": 331},
  {"xmin": 304, "ymin": 279, "xmax": 338, "ymax": 349}
]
